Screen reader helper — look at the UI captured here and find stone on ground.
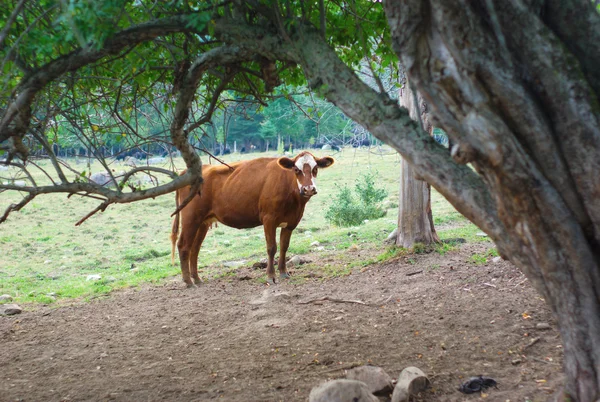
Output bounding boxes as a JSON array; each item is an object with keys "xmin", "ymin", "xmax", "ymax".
[
  {"xmin": 345, "ymin": 365, "xmax": 393, "ymax": 396},
  {"xmin": 391, "ymin": 367, "xmax": 430, "ymax": 402},
  {"xmin": 287, "ymin": 255, "xmax": 311, "ymax": 267},
  {"xmin": 0, "ymin": 304, "xmax": 22, "ymax": 316},
  {"xmin": 0, "ymin": 294, "xmax": 13, "ymax": 302},
  {"xmin": 309, "ymin": 379, "xmax": 378, "ymax": 402}
]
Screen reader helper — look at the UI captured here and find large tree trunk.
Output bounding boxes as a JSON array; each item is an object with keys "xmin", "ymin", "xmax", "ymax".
[
  {"xmin": 384, "ymin": 2, "xmax": 600, "ymax": 400},
  {"xmin": 396, "ymin": 79, "xmax": 439, "ymax": 247}
]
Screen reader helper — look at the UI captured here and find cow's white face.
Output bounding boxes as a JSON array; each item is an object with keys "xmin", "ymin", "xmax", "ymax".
[{"xmin": 277, "ymin": 152, "xmax": 335, "ymax": 198}]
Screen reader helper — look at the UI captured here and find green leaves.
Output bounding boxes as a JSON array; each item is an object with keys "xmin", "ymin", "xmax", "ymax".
[
  {"xmin": 185, "ymin": 12, "xmax": 212, "ymax": 31},
  {"xmin": 325, "ymin": 173, "xmax": 388, "ymax": 227}
]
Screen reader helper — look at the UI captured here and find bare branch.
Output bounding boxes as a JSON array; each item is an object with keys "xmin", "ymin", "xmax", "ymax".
[
  {"xmin": 75, "ymin": 201, "xmax": 110, "ymax": 226},
  {"xmin": 0, "ymin": 193, "xmax": 35, "ymax": 224},
  {"xmin": 184, "ymin": 69, "xmax": 237, "ymax": 134}
]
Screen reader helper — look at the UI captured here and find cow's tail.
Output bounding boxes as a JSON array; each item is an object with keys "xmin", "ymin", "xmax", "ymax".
[{"xmin": 170, "ymin": 189, "xmax": 180, "ymax": 266}]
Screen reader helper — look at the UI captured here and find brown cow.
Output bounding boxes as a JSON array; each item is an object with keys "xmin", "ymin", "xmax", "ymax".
[{"xmin": 171, "ymin": 151, "xmax": 335, "ymax": 286}]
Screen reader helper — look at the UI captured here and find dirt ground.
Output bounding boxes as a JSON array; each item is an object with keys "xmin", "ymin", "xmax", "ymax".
[{"xmin": 1, "ymin": 243, "xmax": 564, "ymax": 402}]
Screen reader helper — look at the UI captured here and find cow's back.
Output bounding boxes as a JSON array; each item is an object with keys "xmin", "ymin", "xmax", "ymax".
[{"xmin": 178, "ymin": 158, "xmax": 300, "ymax": 229}]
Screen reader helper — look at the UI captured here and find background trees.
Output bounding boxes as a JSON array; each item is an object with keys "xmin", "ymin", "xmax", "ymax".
[{"xmin": 1, "ymin": 1, "xmax": 599, "ymax": 399}]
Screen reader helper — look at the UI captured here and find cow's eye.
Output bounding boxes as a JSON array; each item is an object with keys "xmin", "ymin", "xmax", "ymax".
[
  {"xmin": 312, "ymin": 168, "xmax": 318, "ymax": 176},
  {"xmin": 293, "ymin": 166, "xmax": 301, "ymax": 174}
]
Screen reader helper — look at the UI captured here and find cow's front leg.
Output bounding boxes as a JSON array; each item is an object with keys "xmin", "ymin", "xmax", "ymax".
[
  {"xmin": 263, "ymin": 221, "xmax": 278, "ymax": 284},
  {"xmin": 278, "ymin": 228, "xmax": 293, "ymax": 279}
]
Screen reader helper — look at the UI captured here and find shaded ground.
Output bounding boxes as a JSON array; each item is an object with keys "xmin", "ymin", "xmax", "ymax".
[{"xmin": 1, "ymin": 243, "xmax": 564, "ymax": 401}]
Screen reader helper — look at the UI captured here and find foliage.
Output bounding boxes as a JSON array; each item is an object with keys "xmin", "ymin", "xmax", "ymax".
[{"xmin": 325, "ymin": 173, "xmax": 387, "ymax": 227}]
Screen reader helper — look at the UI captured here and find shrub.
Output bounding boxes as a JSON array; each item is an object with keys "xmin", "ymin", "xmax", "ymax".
[{"xmin": 325, "ymin": 173, "xmax": 388, "ymax": 227}]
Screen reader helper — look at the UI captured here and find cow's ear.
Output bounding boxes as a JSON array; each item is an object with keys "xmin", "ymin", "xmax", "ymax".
[
  {"xmin": 277, "ymin": 157, "xmax": 296, "ymax": 170},
  {"xmin": 316, "ymin": 156, "xmax": 335, "ymax": 168}
]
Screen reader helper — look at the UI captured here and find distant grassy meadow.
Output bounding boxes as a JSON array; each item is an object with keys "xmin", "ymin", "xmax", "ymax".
[{"xmin": 0, "ymin": 147, "xmax": 490, "ymax": 305}]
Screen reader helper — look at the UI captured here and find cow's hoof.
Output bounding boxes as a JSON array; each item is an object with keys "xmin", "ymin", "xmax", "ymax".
[
  {"xmin": 185, "ymin": 282, "xmax": 195, "ymax": 288},
  {"xmin": 193, "ymin": 278, "xmax": 202, "ymax": 285},
  {"xmin": 266, "ymin": 277, "xmax": 277, "ymax": 286},
  {"xmin": 280, "ymin": 272, "xmax": 291, "ymax": 279}
]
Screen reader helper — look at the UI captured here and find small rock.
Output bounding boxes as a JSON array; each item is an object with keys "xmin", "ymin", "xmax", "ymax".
[
  {"xmin": 363, "ymin": 219, "xmax": 370, "ymax": 224},
  {"xmin": 310, "ymin": 241, "xmax": 321, "ymax": 247},
  {"xmin": 0, "ymin": 304, "xmax": 22, "ymax": 316},
  {"xmin": 345, "ymin": 366, "xmax": 393, "ymax": 396},
  {"xmin": 46, "ymin": 292, "xmax": 57, "ymax": 297},
  {"xmin": 315, "ymin": 246, "xmax": 325, "ymax": 251},
  {"xmin": 536, "ymin": 322, "xmax": 551, "ymax": 330},
  {"xmin": 90, "ymin": 172, "xmax": 113, "ymax": 187},
  {"xmin": 304, "ymin": 231, "xmax": 313, "ymax": 236},
  {"xmin": 476, "ymin": 232, "xmax": 488, "ymax": 237},
  {"xmin": 222, "ymin": 240, "xmax": 231, "ymax": 247},
  {"xmin": 392, "ymin": 367, "xmax": 430, "ymax": 402},
  {"xmin": 0, "ymin": 294, "xmax": 13, "ymax": 302},
  {"xmin": 309, "ymin": 379, "xmax": 378, "ymax": 402},
  {"xmin": 287, "ymin": 255, "xmax": 304, "ymax": 267},
  {"xmin": 86, "ymin": 274, "xmax": 102, "ymax": 281},
  {"xmin": 511, "ymin": 359, "xmax": 522, "ymax": 365},
  {"xmin": 492, "ymin": 256, "xmax": 502, "ymax": 263},
  {"xmin": 44, "ymin": 259, "xmax": 52, "ymax": 264}
]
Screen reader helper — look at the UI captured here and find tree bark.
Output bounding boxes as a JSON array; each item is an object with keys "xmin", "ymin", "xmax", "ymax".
[
  {"xmin": 396, "ymin": 78, "xmax": 439, "ymax": 247},
  {"xmin": 384, "ymin": 1, "xmax": 600, "ymax": 399}
]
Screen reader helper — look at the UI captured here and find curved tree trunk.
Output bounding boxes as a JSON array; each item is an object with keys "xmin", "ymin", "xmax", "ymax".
[
  {"xmin": 396, "ymin": 78, "xmax": 439, "ymax": 247},
  {"xmin": 384, "ymin": 2, "xmax": 600, "ymax": 400}
]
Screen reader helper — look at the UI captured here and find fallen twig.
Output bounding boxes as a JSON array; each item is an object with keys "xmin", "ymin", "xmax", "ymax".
[
  {"xmin": 320, "ymin": 362, "xmax": 363, "ymax": 374},
  {"xmin": 406, "ymin": 270, "xmax": 423, "ymax": 276},
  {"xmin": 523, "ymin": 337, "xmax": 541, "ymax": 350},
  {"xmin": 298, "ymin": 296, "xmax": 367, "ymax": 305},
  {"xmin": 514, "ymin": 278, "xmax": 529, "ymax": 288},
  {"xmin": 483, "ymin": 282, "xmax": 497, "ymax": 288},
  {"xmin": 530, "ymin": 357, "xmax": 559, "ymax": 366}
]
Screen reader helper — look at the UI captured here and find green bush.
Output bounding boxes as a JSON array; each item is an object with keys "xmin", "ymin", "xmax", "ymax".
[{"xmin": 325, "ymin": 173, "xmax": 388, "ymax": 227}]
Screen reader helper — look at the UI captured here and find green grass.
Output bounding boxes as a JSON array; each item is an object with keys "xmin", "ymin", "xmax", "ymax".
[{"xmin": 0, "ymin": 147, "xmax": 491, "ymax": 304}]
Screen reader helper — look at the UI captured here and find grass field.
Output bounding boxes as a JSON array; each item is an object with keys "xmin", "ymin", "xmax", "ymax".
[{"xmin": 0, "ymin": 147, "xmax": 488, "ymax": 305}]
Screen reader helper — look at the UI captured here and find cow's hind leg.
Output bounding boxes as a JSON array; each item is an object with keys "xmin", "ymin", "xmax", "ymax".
[
  {"xmin": 278, "ymin": 228, "xmax": 293, "ymax": 279},
  {"xmin": 189, "ymin": 224, "xmax": 209, "ymax": 285},
  {"xmin": 178, "ymin": 220, "xmax": 202, "ymax": 288},
  {"xmin": 263, "ymin": 220, "xmax": 278, "ymax": 284}
]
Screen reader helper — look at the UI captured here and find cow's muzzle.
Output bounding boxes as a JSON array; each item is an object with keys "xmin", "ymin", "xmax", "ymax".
[{"xmin": 300, "ymin": 186, "xmax": 317, "ymax": 197}]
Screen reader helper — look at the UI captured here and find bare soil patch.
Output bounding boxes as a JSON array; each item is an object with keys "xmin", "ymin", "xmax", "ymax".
[{"xmin": 1, "ymin": 243, "xmax": 563, "ymax": 401}]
